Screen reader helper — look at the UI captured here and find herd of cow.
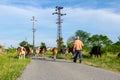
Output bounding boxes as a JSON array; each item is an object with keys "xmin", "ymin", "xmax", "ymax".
[
  {"xmin": 17, "ymin": 45, "xmax": 102, "ymax": 60},
  {"xmin": 17, "ymin": 46, "xmax": 69, "ymax": 60}
]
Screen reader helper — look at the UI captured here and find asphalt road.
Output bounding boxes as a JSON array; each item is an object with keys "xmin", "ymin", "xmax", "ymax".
[{"xmin": 18, "ymin": 57, "xmax": 120, "ymax": 80}]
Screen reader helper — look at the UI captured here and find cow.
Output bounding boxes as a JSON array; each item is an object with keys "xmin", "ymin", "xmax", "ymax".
[
  {"xmin": 60, "ymin": 48, "xmax": 69, "ymax": 56},
  {"xmin": 68, "ymin": 47, "xmax": 75, "ymax": 56},
  {"xmin": 17, "ymin": 46, "xmax": 31, "ymax": 59},
  {"xmin": 52, "ymin": 47, "xmax": 58, "ymax": 60},
  {"xmin": 46, "ymin": 47, "xmax": 52, "ymax": 51},
  {"xmin": 89, "ymin": 46, "xmax": 101, "ymax": 58},
  {"xmin": 40, "ymin": 46, "xmax": 47, "ymax": 59},
  {"xmin": 0, "ymin": 45, "xmax": 4, "ymax": 53},
  {"xmin": 35, "ymin": 46, "xmax": 47, "ymax": 59},
  {"xmin": 17, "ymin": 46, "xmax": 26, "ymax": 59},
  {"xmin": 24, "ymin": 46, "xmax": 31, "ymax": 56},
  {"xmin": 35, "ymin": 47, "xmax": 40, "ymax": 55}
]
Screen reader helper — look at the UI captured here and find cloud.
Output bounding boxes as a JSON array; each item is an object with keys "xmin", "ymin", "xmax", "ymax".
[
  {"xmin": 62, "ymin": 7, "xmax": 120, "ymax": 43},
  {"xmin": 64, "ymin": 7, "xmax": 120, "ymax": 31},
  {"xmin": 0, "ymin": 4, "xmax": 120, "ymax": 48}
]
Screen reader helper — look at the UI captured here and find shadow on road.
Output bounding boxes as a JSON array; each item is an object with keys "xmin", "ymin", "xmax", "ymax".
[{"xmin": 31, "ymin": 57, "xmax": 73, "ymax": 63}]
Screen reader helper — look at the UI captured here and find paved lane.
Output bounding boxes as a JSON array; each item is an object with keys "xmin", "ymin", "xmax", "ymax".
[{"xmin": 18, "ymin": 57, "xmax": 120, "ymax": 80}]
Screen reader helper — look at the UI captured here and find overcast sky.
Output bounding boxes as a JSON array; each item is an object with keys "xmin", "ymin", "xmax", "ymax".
[{"xmin": 0, "ymin": 0, "xmax": 120, "ymax": 48}]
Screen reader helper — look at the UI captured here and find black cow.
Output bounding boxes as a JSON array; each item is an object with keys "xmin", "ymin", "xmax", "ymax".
[
  {"xmin": 89, "ymin": 46, "xmax": 101, "ymax": 58},
  {"xmin": 68, "ymin": 47, "xmax": 74, "ymax": 55},
  {"xmin": 24, "ymin": 46, "xmax": 31, "ymax": 56},
  {"xmin": 60, "ymin": 48, "xmax": 68, "ymax": 55},
  {"xmin": 40, "ymin": 46, "xmax": 47, "ymax": 59}
]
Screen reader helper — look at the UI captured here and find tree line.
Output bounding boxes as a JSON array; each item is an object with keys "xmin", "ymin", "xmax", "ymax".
[
  {"xmin": 67, "ymin": 30, "xmax": 120, "ymax": 54},
  {"xmin": 18, "ymin": 29, "xmax": 120, "ymax": 54}
]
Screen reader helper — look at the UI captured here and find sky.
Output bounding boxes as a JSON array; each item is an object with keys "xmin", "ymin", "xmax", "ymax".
[{"xmin": 0, "ymin": 0, "xmax": 120, "ymax": 48}]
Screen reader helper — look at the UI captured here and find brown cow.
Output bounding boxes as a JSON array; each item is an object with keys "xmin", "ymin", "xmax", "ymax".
[
  {"xmin": 35, "ymin": 46, "xmax": 47, "ymax": 59},
  {"xmin": 24, "ymin": 46, "xmax": 31, "ymax": 56},
  {"xmin": 17, "ymin": 46, "xmax": 26, "ymax": 59},
  {"xmin": 17, "ymin": 46, "xmax": 31, "ymax": 59},
  {"xmin": 35, "ymin": 47, "xmax": 41, "ymax": 55},
  {"xmin": 52, "ymin": 47, "xmax": 58, "ymax": 60}
]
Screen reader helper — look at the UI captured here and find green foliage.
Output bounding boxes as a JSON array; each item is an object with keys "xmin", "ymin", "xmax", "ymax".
[
  {"xmin": 67, "ymin": 42, "xmax": 74, "ymax": 48},
  {"xmin": 40, "ymin": 42, "xmax": 46, "ymax": 47},
  {"xmin": 88, "ymin": 34, "xmax": 112, "ymax": 47},
  {"xmin": 56, "ymin": 37, "xmax": 64, "ymax": 49},
  {"xmin": 19, "ymin": 40, "xmax": 28, "ymax": 46},
  {"xmin": 19, "ymin": 40, "xmax": 33, "ymax": 48},
  {"xmin": 6, "ymin": 48, "xmax": 16, "ymax": 53},
  {"xmin": 75, "ymin": 30, "xmax": 90, "ymax": 46},
  {"xmin": 0, "ymin": 53, "xmax": 31, "ymax": 80}
]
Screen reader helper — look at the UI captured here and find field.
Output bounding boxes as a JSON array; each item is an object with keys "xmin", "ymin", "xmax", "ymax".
[
  {"xmin": 0, "ymin": 50, "xmax": 120, "ymax": 80},
  {"xmin": 0, "ymin": 52, "xmax": 31, "ymax": 80}
]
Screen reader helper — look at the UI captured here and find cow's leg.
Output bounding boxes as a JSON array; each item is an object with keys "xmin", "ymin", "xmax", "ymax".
[
  {"xmin": 19, "ymin": 53, "xmax": 22, "ymax": 59},
  {"xmin": 19, "ymin": 55, "xmax": 21, "ymax": 59},
  {"xmin": 41, "ymin": 53, "xmax": 44, "ymax": 58},
  {"xmin": 96, "ymin": 54, "xmax": 98, "ymax": 58},
  {"xmin": 99, "ymin": 53, "xmax": 101, "ymax": 57},
  {"xmin": 24, "ymin": 53, "xmax": 25, "ymax": 59},
  {"xmin": 43, "ymin": 53, "xmax": 46, "ymax": 59},
  {"xmin": 90, "ymin": 52, "xmax": 92, "ymax": 57},
  {"xmin": 53, "ymin": 54, "xmax": 56, "ymax": 60}
]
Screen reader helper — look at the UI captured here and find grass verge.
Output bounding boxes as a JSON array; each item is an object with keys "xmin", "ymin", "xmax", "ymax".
[
  {"xmin": 82, "ymin": 52, "xmax": 120, "ymax": 73},
  {"xmin": 0, "ymin": 53, "xmax": 31, "ymax": 80}
]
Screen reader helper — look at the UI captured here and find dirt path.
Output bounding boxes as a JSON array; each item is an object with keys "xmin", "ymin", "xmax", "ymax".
[{"xmin": 18, "ymin": 57, "xmax": 120, "ymax": 80}]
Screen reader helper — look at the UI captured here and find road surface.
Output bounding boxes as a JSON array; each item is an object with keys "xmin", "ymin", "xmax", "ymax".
[{"xmin": 18, "ymin": 57, "xmax": 120, "ymax": 80}]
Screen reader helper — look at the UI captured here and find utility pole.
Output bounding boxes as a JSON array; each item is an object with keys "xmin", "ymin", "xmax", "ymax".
[
  {"xmin": 31, "ymin": 16, "xmax": 37, "ymax": 54},
  {"xmin": 52, "ymin": 6, "xmax": 66, "ymax": 48}
]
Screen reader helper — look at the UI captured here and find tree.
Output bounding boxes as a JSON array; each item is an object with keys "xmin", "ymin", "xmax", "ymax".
[
  {"xmin": 19, "ymin": 41, "xmax": 28, "ymax": 47},
  {"xmin": 56, "ymin": 37, "xmax": 64, "ymax": 48},
  {"xmin": 40, "ymin": 42, "xmax": 46, "ymax": 47},
  {"xmin": 67, "ymin": 36, "xmax": 75, "ymax": 43},
  {"xmin": 110, "ymin": 36, "xmax": 120, "ymax": 53},
  {"xmin": 19, "ymin": 41, "xmax": 33, "ymax": 48},
  {"xmin": 88, "ymin": 34, "xmax": 112, "ymax": 47},
  {"xmin": 67, "ymin": 30, "xmax": 90, "ymax": 47},
  {"xmin": 75, "ymin": 30, "xmax": 90, "ymax": 46},
  {"xmin": 67, "ymin": 36, "xmax": 75, "ymax": 48},
  {"xmin": 114, "ymin": 35, "xmax": 120, "ymax": 45}
]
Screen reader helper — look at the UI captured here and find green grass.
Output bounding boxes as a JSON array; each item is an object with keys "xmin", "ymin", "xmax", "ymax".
[
  {"xmin": 0, "ymin": 53, "xmax": 31, "ymax": 80},
  {"xmin": 1, "ymin": 51, "xmax": 119, "ymax": 80},
  {"xmin": 82, "ymin": 52, "xmax": 120, "ymax": 73}
]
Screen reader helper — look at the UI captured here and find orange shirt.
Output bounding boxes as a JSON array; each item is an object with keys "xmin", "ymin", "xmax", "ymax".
[{"xmin": 73, "ymin": 40, "xmax": 84, "ymax": 50}]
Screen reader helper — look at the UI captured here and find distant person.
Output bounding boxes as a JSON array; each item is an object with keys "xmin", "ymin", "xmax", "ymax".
[{"xmin": 73, "ymin": 36, "xmax": 84, "ymax": 63}]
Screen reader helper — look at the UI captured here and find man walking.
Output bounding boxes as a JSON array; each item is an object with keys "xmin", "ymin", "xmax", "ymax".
[{"xmin": 73, "ymin": 36, "xmax": 84, "ymax": 63}]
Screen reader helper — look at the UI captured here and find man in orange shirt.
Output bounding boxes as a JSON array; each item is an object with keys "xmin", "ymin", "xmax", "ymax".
[{"xmin": 73, "ymin": 36, "xmax": 84, "ymax": 63}]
